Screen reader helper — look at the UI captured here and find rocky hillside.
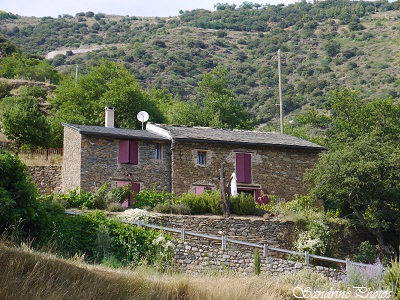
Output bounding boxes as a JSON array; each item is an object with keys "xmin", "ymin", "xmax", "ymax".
[{"xmin": 1, "ymin": 1, "xmax": 400, "ymax": 124}]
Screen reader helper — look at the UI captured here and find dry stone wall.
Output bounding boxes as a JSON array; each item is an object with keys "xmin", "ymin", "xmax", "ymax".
[
  {"xmin": 147, "ymin": 213, "xmax": 297, "ymax": 251},
  {"xmin": 28, "ymin": 166, "xmax": 62, "ymax": 195},
  {"xmin": 175, "ymin": 241, "xmax": 345, "ymax": 280},
  {"xmin": 147, "ymin": 213, "xmax": 344, "ymax": 279}
]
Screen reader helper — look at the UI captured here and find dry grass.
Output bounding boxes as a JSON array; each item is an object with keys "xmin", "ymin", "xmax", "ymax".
[{"xmin": 0, "ymin": 243, "xmax": 295, "ymax": 300}]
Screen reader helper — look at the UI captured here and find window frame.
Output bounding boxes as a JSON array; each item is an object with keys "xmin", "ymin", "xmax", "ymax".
[
  {"xmin": 197, "ymin": 151, "xmax": 207, "ymax": 165},
  {"xmin": 155, "ymin": 143, "xmax": 162, "ymax": 160}
]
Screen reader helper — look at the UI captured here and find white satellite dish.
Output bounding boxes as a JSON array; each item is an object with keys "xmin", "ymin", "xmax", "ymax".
[{"xmin": 137, "ymin": 111, "xmax": 149, "ymax": 130}]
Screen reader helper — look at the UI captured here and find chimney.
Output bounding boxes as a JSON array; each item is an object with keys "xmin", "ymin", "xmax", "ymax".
[{"xmin": 105, "ymin": 106, "xmax": 115, "ymax": 128}]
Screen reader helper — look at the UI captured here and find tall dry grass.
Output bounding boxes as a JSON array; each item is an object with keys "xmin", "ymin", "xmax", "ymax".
[{"xmin": 0, "ymin": 243, "xmax": 295, "ymax": 300}]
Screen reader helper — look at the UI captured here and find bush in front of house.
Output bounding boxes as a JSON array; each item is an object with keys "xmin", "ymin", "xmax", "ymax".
[
  {"xmin": 176, "ymin": 191, "xmax": 222, "ymax": 214},
  {"xmin": 176, "ymin": 192, "xmax": 210, "ymax": 214},
  {"xmin": 230, "ymin": 193, "xmax": 255, "ymax": 215},
  {"xmin": 153, "ymin": 203, "xmax": 191, "ymax": 215},
  {"xmin": 131, "ymin": 187, "xmax": 173, "ymax": 209},
  {"xmin": 176, "ymin": 191, "xmax": 259, "ymax": 216},
  {"xmin": 49, "ymin": 210, "xmax": 175, "ymax": 269}
]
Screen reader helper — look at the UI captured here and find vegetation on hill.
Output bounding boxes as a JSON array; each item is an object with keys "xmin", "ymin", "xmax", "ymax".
[{"xmin": 1, "ymin": 0, "xmax": 400, "ymax": 124}]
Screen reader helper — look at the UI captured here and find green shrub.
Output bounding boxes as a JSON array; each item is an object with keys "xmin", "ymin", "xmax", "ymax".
[
  {"xmin": 353, "ymin": 241, "xmax": 378, "ymax": 264},
  {"xmin": 101, "ymin": 255, "xmax": 124, "ymax": 268},
  {"xmin": 57, "ymin": 189, "xmax": 94, "ymax": 209},
  {"xmin": 92, "ymin": 183, "xmax": 109, "ymax": 209},
  {"xmin": 171, "ymin": 203, "xmax": 191, "ymax": 215},
  {"xmin": 230, "ymin": 193, "xmax": 255, "ymax": 215},
  {"xmin": 384, "ymin": 256, "xmax": 400, "ymax": 299},
  {"xmin": 153, "ymin": 203, "xmax": 191, "ymax": 215},
  {"xmin": 106, "ymin": 202, "xmax": 125, "ymax": 212},
  {"xmin": 294, "ymin": 219, "xmax": 330, "ymax": 256},
  {"xmin": 49, "ymin": 211, "xmax": 174, "ymax": 268},
  {"xmin": 153, "ymin": 203, "xmax": 171, "ymax": 214},
  {"xmin": 106, "ymin": 185, "xmax": 131, "ymax": 204},
  {"xmin": 254, "ymin": 249, "xmax": 261, "ymax": 275},
  {"xmin": 132, "ymin": 187, "xmax": 172, "ymax": 208},
  {"xmin": 345, "ymin": 260, "xmax": 385, "ymax": 289},
  {"xmin": 177, "ymin": 192, "xmax": 209, "ymax": 214},
  {"xmin": 0, "ymin": 150, "xmax": 40, "ymax": 231},
  {"xmin": 203, "ymin": 191, "xmax": 223, "ymax": 215}
]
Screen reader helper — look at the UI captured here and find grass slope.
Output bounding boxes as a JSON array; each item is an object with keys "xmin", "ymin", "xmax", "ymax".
[{"xmin": 0, "ymin": 243, "xmax": 294, "ymax": 300}]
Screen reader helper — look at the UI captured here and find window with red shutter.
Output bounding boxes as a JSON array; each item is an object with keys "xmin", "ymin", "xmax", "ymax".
[
  {"xmin": 194, "ymin": 186, "xmax": 212, "ymax": 195},
  {"xmin": 118, "ymin": 140, "xmax": 138, "ymax": 164},
  {"xmin": 236, "ymin": 153, "xmax": 252, "ymax": 183},
  {"xmin": 116, "ymin": 181, "xmax": 141, "ymax": 207}
]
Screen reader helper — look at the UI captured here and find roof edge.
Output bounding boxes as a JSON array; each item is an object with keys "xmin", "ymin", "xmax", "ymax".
[
  {"xmin": 173, "ymin": 138, "xmax": 326, "ymax": 151},
  {"xmin": 146, "ymin": 123, "xmax": 173, "ymax": 140}
]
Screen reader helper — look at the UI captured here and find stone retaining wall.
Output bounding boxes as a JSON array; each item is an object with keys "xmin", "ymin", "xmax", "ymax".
[
  {"xmin": 147, "ymin": 213, "xmax": 345, "ymax": 279},
  {"xmin": 175, "ymin": 241, "xmax": 345, "ymax": 280},
  {"xmin": 147, "ymin": 213, "xmax": 299, "ymax": 252},
  {"xmin": 28, "ymin": 166, "xmax": 62, "ymax": 195}
]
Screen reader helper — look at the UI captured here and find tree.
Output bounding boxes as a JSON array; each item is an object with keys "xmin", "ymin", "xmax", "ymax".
[
  {"xmin": 0, "ymin": 90, "xmax": 51, "ymax": 152},
  {"xmin": 197, "ymin": 66, "xmax": 254, "ymax": 130},
  {"xmin": 0, "ymin": 150, "xmax": 40, "ymax": 230},
  {"xmin": 304, "ymin": 88, "xmax": 400, "ymax": 257},
  {"xmin": 52, "ymin": 60, "xmax": 165, "ymax": 132}
]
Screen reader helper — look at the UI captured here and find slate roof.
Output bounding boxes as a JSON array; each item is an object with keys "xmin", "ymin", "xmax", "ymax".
[
  {"xmin": 63, "ymin": 123, "xmax": 325, "ymax": 151},
  {"xmin": 149, "ymin": 123, "xmax": 325, "ymax": 151},
  {"xmin": 62, "ymin": 123, "xmax": 169, "ymax": 142}
]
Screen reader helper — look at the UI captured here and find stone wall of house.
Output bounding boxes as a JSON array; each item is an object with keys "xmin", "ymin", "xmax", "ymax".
[
  {"xmin": 171, "ymin": 142, "xmax": 320, "ymax": 200},
  {"xmin": 79, "ymin": 135, "xmax": 171, "ymax": 192},
  {"xmin": 28, "ymin": 166, "xmax": 62, "ymax": 195},
  {"xmin": 62, "ymin": 126, "xmax": 82, "ymax": 192}
]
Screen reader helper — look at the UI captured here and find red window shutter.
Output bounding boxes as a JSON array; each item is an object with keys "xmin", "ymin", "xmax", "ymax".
[
  {"xmin": 195, "ymin": 186, "xmax": 204, "ymax": 195},
  {"xmin": 131, "ymin": 182, "xmax": 140, "ymax": 193},
  {"xmin": 236, "ymin": 153, "xmax": 252, "ymax": 183},
  {"xmin": 244, "ymin": 153, "xmax": 252, "ymax": 183},
  {"xmin": 236, "ymin": 153, "xmax": 245, "ymax": 183},
  {"xmin": 118, "ymin": 140, "xmax": 130, "ymax": 163},
  {"xmin": 129, "ymin": 141, "xmax": 139, "ymax": 165},
  {"xmin": 130, "ymin": 182, "xmax": 140, "ymax": 204},
  {"xmin": 255, "ymin": 189, "xmax": 269, "ymax": 205}
]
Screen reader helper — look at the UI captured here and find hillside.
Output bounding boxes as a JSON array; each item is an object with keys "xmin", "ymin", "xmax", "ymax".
[
  {"xmin": 1, "ymin": 1, "xmax": 400, "ymax": 125},
  {"xmin": 0, "ymin": 242, "xmax": 295, "ymax": 300}
]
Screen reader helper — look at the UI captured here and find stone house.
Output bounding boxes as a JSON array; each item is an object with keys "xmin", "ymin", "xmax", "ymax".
[{"xmin": 62, "ymin": 109, "xmax": 324, "ymax": 203}]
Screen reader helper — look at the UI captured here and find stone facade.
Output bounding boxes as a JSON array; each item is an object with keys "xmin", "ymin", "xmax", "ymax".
[
  {"xmin": 171, "ymin": 141, "xmax": 319, "ymax": 200},
  {"xmin": 28, "ymin": 166, "xmax": 62, "ymax": 195},
  {"xmin": 62, "ymin": 126, "xmax": 171, "ymax": 192},
  {"xmin": 62, "ymin": 126, "xmax": 82, "ymax": 192},
  {"xmin": 62, "ymin": 123, "xmax": 322, "ymax": 200}
]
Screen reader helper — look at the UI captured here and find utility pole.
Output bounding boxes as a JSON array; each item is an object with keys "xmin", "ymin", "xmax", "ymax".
[
  {"xmin": 75, "ymin": 65, "xmax": 79, "ymax": 86},
  {"xmin": 278, "ymin": 49, "xmax": 284, "ymax": 134}
]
